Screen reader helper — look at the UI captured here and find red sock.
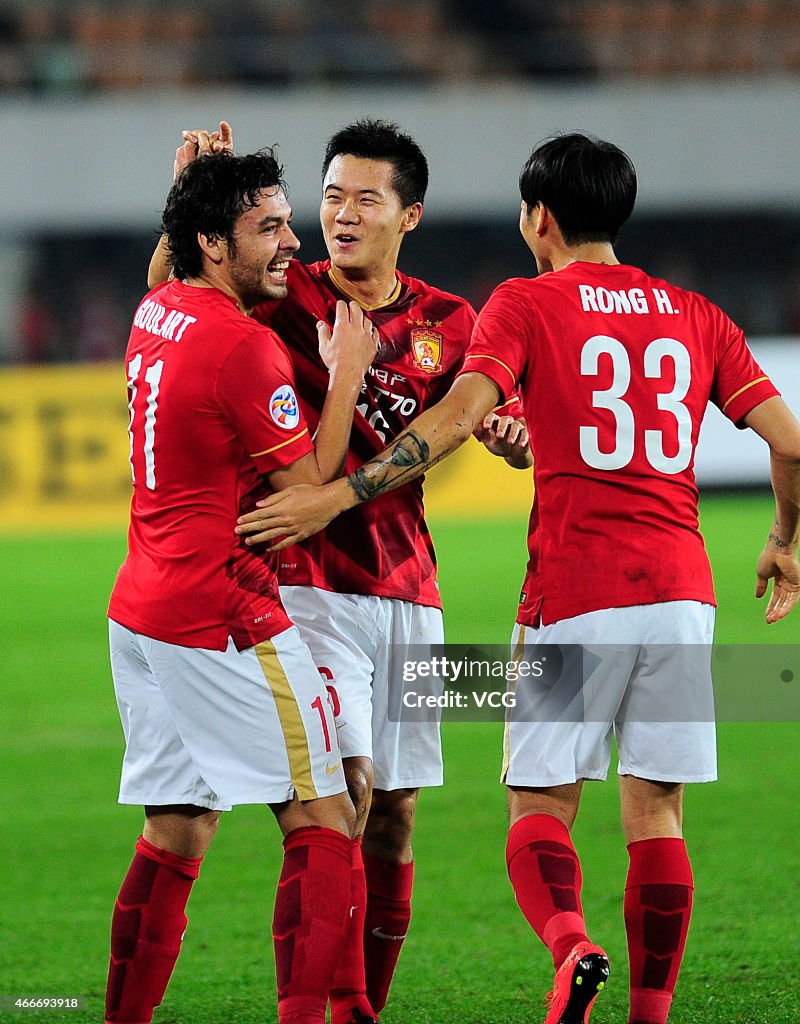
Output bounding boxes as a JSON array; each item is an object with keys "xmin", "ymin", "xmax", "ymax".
[
  {"xmin": 362, "ymin": 852, "xmax": 414, "ymax": 1015},
  {"xmin": 624, "ymin": 837, "xmax": 694, "ymax": 1024},
  {"xmin": 330, "ymin": 838, "xmax": 375, "ymax": 1024},
  {"xmin": 506, "ymin": 814, "xmax": 589, "ymax": 970},
  {"xmin": 273, "ymin": 826, "xmax": 352, "ymax": 1024},
  {"xmin": 105, "ymin": 836, "xmax": 202, "ymax": 1024}
]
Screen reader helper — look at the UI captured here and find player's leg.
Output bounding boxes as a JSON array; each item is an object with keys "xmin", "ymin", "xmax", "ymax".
[
  {"xmin": 507, "ymin": 783, "xmax": 590, "ymax": 966},
  {"xmin": 619, "ymin": 777, "xmax": 693, "ymax": 1024},
  {"xmin": 362, "ymin": 600, "xmax": 444, "ymax": 1016},
  {"xmin": 279, "ymin": 586, "xmax": 378, "ymax": 1024},
  {"xmin": 615, "ymin": 602, "xmax": 716, "ymax": 1024},
  {"xmin": 252, "ymin": 626, "xmax": 362, "ymax": 1024},
  {"xmin": 361, "ymin": 787, "xmax": 418, "ymax": 1016},
  {"xmin": 506, "ymin": 784, "xmax": 611, "ymax": 1024},
  {"xmin": 106, "ymin": 622, "xmax": 225, "ymax": 1024},
  {"xmin": 503, "ymin": 619, "xmax": 631, "ymax": 1022},
  {"xmin": 106, "ymin": 810, "xmax": 217, "ymax": 1024}
]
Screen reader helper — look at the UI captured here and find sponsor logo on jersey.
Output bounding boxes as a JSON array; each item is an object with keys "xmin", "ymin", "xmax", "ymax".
[
  {"xmin": 270, "ymin": 386, "xmax": 300, "ymax": 430},
  {"xmin": 410, "ymin": 328, "xmax": 443, "ymax": 374}
]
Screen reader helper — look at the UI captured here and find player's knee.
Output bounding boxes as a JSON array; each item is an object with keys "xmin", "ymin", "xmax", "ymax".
[
  {"xmin": 143, "ymin": 805, "xmax": 222, "ymax": 857},
  {"xmin": 344, "ymin": 756, "xmax": 374, "ymax": 836},
  {"xmin": 506, "ymin": 784, "xmax": 582, "ymax": 830},
  {"xmin": 619, "ymin": 775, "xmax": 684, "ymax": 842},
  {"xmin": 364, "ymin": 787, "xmax": 418, "ymax": 859},
  {"xmin": 193, "ymin": 810, "xmax": 222, "ymax": 847},
  {"xmin": 275, "ymin": 791, "xmax": 357, "ymax": 838}
]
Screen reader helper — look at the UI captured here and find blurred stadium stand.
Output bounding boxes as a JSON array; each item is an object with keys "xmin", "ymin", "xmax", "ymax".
[
  {"xmin": 1, "ymin": 0, "xmax": 799, "ymax": 365},
  {"xmin": 1, "ymin": 1, "xmax": 799, "ymax": 92}
]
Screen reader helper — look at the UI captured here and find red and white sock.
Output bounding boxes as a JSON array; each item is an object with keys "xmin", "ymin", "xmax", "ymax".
[
  {"xmin": 362, "ymin": 852, "xmax": 414, "ymax": 1015},
  {"xmin": 273, "ymin": 826, "xmax": 352, "ymax": 1024},
  {"xmin": 105, "ymin": 835, "xmax": 202, "ymax": 1024},
  {"xmin": 624, "ymin": 837, "xmax": 694, "ymax": 1024},
  {"xmin": 330, "ymin": 838, "xmax": 375, "ymax": 1024},
  {"xmin": 506, "ymin": 814, "xmax": 589, "ymax": 969}
]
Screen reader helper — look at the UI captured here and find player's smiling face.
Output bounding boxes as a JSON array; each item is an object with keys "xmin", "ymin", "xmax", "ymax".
[
  {"xmin": 226, "ymin": 188, "xmax": 300, "ymax": 308},
  {"xmin": 321, "ymin": 155, "xmax": 421, "ymax": 280}
]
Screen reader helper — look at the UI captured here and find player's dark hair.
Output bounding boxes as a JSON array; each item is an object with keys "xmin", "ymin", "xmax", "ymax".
[
  {"xmin": 519, "ymin": 133, "xmax": 637, "ymax": 244},
  {"xmin": 161, "ymin": 149, "xmax": 287, "ymax": 280},
  {"xmin": 322, "ymin": 118, "xmax": 428, "ymax": 207}
]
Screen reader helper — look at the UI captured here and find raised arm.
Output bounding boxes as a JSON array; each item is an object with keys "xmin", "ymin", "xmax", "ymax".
[
  {"xmin": 237, "ymin": 371, "xmax": 502, "ymax": 546},
  {"xmin": 266, "ymin": 301, "xmax": 378, "ymax": 489},
  {"xmin": 743, "ymin": 395, "xmax": 800, "ymax": 622},
  {"xmin": 148, "ymin": 122, "xmax": 234, "ymax": 288}
]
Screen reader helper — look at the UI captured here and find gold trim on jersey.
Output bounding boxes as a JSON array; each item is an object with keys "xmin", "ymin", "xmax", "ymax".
[
  {"xmin": 250, "ymin": 427, "xmax": 309, "ymax": 458},
  {"xmin": 255, "ymin": 640, "xmax": 318, "ymax": 800},
  {"xmin": 493, "ymin": 396, "xmax": 517, "ymax": 414},
  {"xmin": 721, "ymin": 376, "xmax": 771, "ymax": 414},
  {"xmin": 500, "ymin": 624, "xmax": 527, "ymax": 783},
  {"xmin": 464, "ymin": 352, "xmax": 517, "ymax": 388},
  {"xmin": 327, "ymin": 267, "xmax": 402, "ymax": 311}
]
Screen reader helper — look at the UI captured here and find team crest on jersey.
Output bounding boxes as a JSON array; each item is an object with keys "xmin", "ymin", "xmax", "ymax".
[
  {"xmin": 410, "ymin": 328, "xmax": 443, "ymax": 374},
  {"xmin": 270, "ymin": 385, "xmax": 300, "ymax": 430}
]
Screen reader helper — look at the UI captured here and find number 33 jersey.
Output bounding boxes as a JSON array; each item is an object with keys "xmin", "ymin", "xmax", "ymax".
[
  {"xmin": 109, "ymin": 281, "xmax": 314, "ymax": 651},
  {"xmin": 254, "ymin": 260, "xmax": 479, "ymax": 608},
  {"xmin": 461, "ymin": 262, "xmax": 778, "ymax": 626}
]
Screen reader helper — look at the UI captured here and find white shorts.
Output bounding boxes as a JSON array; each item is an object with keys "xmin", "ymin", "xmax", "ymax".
[
  {"xmin": 109, "ymin": 620, "xmax": 346, "ymax": 810},
  {"xmin": 280, "ymin": 586, "xmax": 444, "ymax": 790},
  {"xmin": 502, "ymin": 601, "xmax": 717, "ymax": 787}
]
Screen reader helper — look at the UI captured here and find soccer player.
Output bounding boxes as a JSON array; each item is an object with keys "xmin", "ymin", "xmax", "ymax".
[
  {"xmin": 149, "ymin": 118, "xmax": 530, "ymax": 1024},
  {"xmin": 236, "ymin": 133, "xmax": 800, "ymax": 1024},
  {"xmin": 106, "ymin": 149, "xmax": 378, "ymax": 1024}
]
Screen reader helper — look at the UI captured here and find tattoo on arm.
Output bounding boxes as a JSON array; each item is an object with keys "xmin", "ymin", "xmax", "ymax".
[
  {"xmin": 349, "ymin": 429, "xmax": 449, "ymax": 503},
  {"xmin": 769, "ymin": 519, "xmax": 798, "ymax": 548}
]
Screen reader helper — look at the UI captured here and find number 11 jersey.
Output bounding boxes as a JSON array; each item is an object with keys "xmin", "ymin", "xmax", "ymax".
[
  {"xmin": 109, "ymin": 281, "xmax": 313, "ymax": 651},
  {"xmin": 461, "ymin": 262, "xmax": 778, "ymax": 626}
]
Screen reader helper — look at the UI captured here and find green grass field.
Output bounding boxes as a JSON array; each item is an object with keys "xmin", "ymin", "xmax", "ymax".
[{"xmin": 1, "ymin": 491, "xmax": 798, "ymax": 1024}]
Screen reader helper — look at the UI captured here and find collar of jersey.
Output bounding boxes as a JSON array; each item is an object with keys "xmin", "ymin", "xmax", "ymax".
[{"xmin": 327, "ymin": 267, "xmax": 402, "ymax": 311}]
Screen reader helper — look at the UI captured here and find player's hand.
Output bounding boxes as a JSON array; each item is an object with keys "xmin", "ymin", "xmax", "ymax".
[
  {"xmin": 317, "ymin": 300, "xmax": 380, "ymax": 381},
  {"xmin": 173, "ymin": 120, "xmax": 234, "ymax": 181},
  {"xmin": 755, "ymin": 543, "xmax": 800, "ymax": 623},
  {"xmin": 235, "ymin": 480, "xmax": 350, "ymax": 549},
  {"xmin": 474, "ymin": 413, "xmax": 532, "ymax": 467}
]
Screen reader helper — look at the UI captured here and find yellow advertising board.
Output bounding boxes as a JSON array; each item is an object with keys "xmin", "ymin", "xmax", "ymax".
[{"xmin": 0, "ymin": 363, "xmax": 532, "ymax": 533}]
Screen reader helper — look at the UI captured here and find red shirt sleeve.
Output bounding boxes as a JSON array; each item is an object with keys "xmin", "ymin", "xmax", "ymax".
[
  {"xmin": 711, "ymin": 315, "xmax": 779, "ymax": 425},
  {"xmin": 215, "ymin": 326, "xmax": 314, "ymax": 473},
  {"xmin": 458, "ymin": 280, "xmax": 532, "ymax": 402}
]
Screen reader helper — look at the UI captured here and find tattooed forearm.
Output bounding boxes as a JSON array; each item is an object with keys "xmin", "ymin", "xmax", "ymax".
[
  {"xmin": 769, "ymin": 519, "xmax": 799, "ymax": 548},
  {"xmin": 349, "ymin": 429, "xmax": 452, "ymax": 502}
]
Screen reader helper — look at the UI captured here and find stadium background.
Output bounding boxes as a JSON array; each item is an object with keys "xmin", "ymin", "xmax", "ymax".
[{"xmin": 2, "ymin": 3, "xmax": 799, "ymax": 1023}]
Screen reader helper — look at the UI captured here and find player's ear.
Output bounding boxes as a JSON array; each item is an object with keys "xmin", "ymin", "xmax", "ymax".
[
  {"xmin": 198, "ymin": 231, "xmax": 225, "ymax": 265},
  {"xmin": 401, "ymin": 202, "xmax": 423, "ymax": 234},
  {"xmin": 535, "ymin": 202, "xmax": 550, "ymax": 236}
]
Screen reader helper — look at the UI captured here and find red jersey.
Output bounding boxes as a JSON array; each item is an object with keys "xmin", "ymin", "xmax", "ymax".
[
  {"xmin": 254, "ymin": 260, "xmax": 480, "ymax": 607},
  {"xmin": 108, "ymin": 280, "xmax": 314, "ymax": 651},
  {"xmin": 460, "ymin": 262, "xmax": 778, "ymax": 626}
]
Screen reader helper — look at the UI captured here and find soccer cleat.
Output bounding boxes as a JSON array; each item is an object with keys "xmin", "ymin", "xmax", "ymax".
[{"xmin": 543, "ymin": 941, "xmax": 610, "ymax": 1024}]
